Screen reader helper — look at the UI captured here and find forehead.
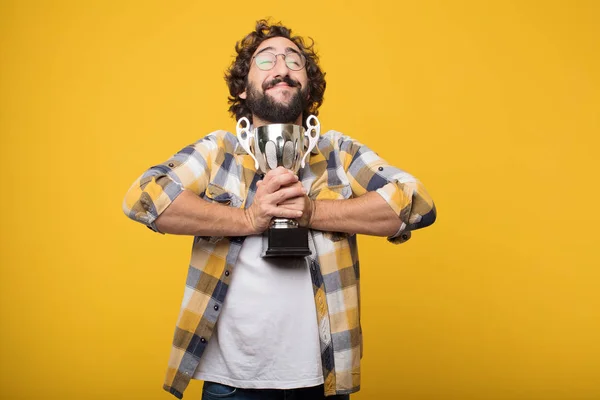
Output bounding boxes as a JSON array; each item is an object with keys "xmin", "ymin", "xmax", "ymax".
[{"xmin": 253, "ymin": 36, "xmax": 301, "ymax": 55}]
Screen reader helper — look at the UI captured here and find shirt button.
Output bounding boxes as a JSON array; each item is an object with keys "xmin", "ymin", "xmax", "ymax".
[
  {"xmin": 214, "ymin": 305, "xmax": 219, "ymax": 311},
  {"xmin": 225, "ymin": 270, "xmax": 230, "ymax": 276}
]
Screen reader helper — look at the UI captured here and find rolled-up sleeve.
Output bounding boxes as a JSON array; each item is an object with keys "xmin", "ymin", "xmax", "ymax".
[
  {"xmin": 336, "ymin": 132, "xmax": 436, "ymax": 244},
  {"xmin": 122, "ymin": 135, "xmax": 219, "ymax": 232}
]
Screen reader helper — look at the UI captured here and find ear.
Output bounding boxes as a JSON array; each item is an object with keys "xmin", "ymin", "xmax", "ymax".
[{"xmin": 239, "ymin": 91, "xmax": 247, "ymax": 100}]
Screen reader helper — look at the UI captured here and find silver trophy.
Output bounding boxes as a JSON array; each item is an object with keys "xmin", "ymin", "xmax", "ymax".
[{"xmin": 237, "ymin": 115, "xmax": 320, "ymax": 257}]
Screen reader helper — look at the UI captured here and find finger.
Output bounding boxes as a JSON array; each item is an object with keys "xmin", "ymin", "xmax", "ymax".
[
  {"xmin": 278, "ymin": 194, "xmax": 306, "ymax": 207},
  {"xmin": 272, "ymin": 207, "xmax": 303, "ymax": 219},
  {"xmin": 283, "ymin": 182, "xmax": 306, "ymax": 194},
  {"xmin": 263, "ymin": 167, "xmax": 296, "ymax": 183},
  {"xmin": 264, "ymin": 172, "xmax": 299, "ymax": 194},
  {"xmin": 280, "ymin": 180, "xmax": 303, "ymax": 188},
  {"xmin": 266, "ymin": 185, "xmax": 305, "ymax": 204},
  {"xmin": 278, "ymin": 199, "xmax": 300, "ymax": 207},
  {"xmin": 278, "ymin": 203, "xmax": 304, "ymax": 213},
  {"xmin": 262, "ymin": 166, "xmax": 289, "ymax": 182}
]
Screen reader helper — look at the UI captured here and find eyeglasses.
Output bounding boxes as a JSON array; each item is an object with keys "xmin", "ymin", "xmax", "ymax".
[{"xmin": 252, "ymin": 51, "xmax": 306, "ymax": 71}]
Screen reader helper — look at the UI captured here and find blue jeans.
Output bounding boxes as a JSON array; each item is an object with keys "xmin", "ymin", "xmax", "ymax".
[{"xmin": 201, "ymin": 382, "xmax": 351, "ymax": 400}]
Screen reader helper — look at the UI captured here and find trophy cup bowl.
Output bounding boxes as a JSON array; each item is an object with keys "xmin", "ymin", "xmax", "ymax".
[{"xmin": 237, "ymin": 115, "xmax": 320, "ymax": 257}]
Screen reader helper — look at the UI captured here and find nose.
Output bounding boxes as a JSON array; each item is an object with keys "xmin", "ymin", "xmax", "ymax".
[{"xmin": 272, "ymin": 54, "xmax": 289, "ymax": 76}]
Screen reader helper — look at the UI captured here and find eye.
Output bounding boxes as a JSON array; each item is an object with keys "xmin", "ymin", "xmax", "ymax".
[
  {"xmin": 285, "ymin": 54, "xmax": 303, "ymax": 69},
  {"xmin": 255, "ymin": 54, "xmax": 276, "ymax": 70}
]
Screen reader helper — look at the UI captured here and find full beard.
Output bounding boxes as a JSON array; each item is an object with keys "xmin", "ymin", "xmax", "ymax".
[{"xmin": 245, "ymin": 79, "xmax": 308, "ymax": 124}]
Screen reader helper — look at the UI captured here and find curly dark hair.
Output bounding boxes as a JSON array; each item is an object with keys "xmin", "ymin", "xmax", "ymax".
[{"xmin": 225, "ymin": 19, "xmax": 326, "ymax": 128}]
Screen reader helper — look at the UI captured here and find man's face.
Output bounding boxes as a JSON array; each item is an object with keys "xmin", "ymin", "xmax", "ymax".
[{"xmin": 240, "ymin": 36, "xmax": 309, "ymax": 125}]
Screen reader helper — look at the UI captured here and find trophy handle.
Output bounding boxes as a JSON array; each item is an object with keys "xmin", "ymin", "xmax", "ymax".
[
  {"xmin": 301, "ymin": 115, "xmax": 320, "ymax": 168},
  {"xmin": 236, "ymin": 117, "xmax": 259, "ymax": 169}
]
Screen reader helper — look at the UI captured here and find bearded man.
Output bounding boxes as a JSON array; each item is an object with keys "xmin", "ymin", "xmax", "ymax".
[{"xmin": 123, "ymin": 19, "xmax": 436, "ymax": 400}]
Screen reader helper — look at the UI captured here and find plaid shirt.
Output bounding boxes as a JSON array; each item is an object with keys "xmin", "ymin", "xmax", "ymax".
[{"xmin": 123, "ymin": 129, "xmax": 436, "ymax": 399}]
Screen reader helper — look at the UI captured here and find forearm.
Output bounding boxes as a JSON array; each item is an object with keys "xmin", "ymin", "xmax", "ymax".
[
  {"xmin": 154, "ymin": 190, "xmax": 255, "ymax": 237},
  {"xmin": 309, "ymin": 191, "xmax": 402, "ymax": 237}
]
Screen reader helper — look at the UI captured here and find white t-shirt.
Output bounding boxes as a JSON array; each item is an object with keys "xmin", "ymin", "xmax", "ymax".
[{"xmin": 194, "ymin": 235, "xmax": 324, "ymax": 389}]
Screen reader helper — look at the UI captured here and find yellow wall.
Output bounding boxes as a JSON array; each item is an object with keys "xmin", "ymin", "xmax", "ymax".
[{"xmin": 1, "ymin": 1, "xmax": 598, "ymax": 399}]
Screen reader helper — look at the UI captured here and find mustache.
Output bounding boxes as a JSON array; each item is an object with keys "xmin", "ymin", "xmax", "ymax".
[{"xmin": 262, "ymin": 76, "xmax": 301, "ymax": 91}]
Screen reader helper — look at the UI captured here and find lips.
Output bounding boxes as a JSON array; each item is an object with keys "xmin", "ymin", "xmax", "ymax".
[
  {"xmin": 263, "ymin": 77, "xmax": 300, "ymax": 91},
  {"xmin": 267, "ymin": 83, "xmax": 292, "ymax": 90}
]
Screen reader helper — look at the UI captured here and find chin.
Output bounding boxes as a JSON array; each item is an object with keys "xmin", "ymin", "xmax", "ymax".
[{"xmin": 266, "ymin": 92, "xmax": 292, "ymax": 102}]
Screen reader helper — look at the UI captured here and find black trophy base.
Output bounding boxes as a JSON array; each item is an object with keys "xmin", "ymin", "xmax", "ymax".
[{"xmin": 264, "ymin": 226, "xmax": 311, "ymax": 257}]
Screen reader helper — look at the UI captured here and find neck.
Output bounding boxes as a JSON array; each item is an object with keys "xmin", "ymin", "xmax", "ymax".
[{"xmin": 252, "ymin": 114, "xmax": 303, "ymax": 128}]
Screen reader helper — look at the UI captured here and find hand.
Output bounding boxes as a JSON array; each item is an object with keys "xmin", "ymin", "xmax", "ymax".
[
  {"xmin": 244, "ymin": 167, "xmax": 306, "ymax": 233},
  {"xmin": 278, "ymin": 181, "xmax": 314, "ymax": 228}
]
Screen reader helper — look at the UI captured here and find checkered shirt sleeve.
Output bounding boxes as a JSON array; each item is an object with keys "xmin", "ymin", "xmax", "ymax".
[
  {"xmin": 122, "ymin": 132, "xmax": 226, "ymax": 232},
  {"xmin": 330, "ymin": 131, "xmax": 436, "ymax": 242}
]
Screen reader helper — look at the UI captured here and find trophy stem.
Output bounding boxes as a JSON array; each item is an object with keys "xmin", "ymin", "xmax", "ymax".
[{"xmin": 271, "ymin": 218, "xmax": 299, "ymax": 229}]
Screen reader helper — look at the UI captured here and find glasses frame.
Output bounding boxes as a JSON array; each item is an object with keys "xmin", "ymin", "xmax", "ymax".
[{"xmin": 251, "ymin": 51, "xmax": 306, "ymax": 71}]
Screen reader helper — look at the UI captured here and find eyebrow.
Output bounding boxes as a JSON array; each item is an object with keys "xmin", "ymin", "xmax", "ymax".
[
  {"xmin": 254, "ymin": 46, "xmax": 302, "ymax": 56},
  {"xmin": 255, "ymin": 46, "xmax": 275, "ymax": 56},
  {"xmin": 285, "ymin": 47, "xmax": 302, "ymax": 56}
]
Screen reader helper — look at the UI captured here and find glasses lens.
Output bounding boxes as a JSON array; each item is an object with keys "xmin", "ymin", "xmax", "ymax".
[
  {"xmin": 254, "ymin": 53, "xmax": 276, "ymax": 70},
  {"xmin": 285, "ymin": 53, "xmax": 304, "ymax": 70}
]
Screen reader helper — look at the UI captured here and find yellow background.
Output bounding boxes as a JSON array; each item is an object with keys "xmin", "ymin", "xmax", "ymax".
[{"xmin": 1, "ymin": 1, "xmax": 598, "ymax": 399}]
